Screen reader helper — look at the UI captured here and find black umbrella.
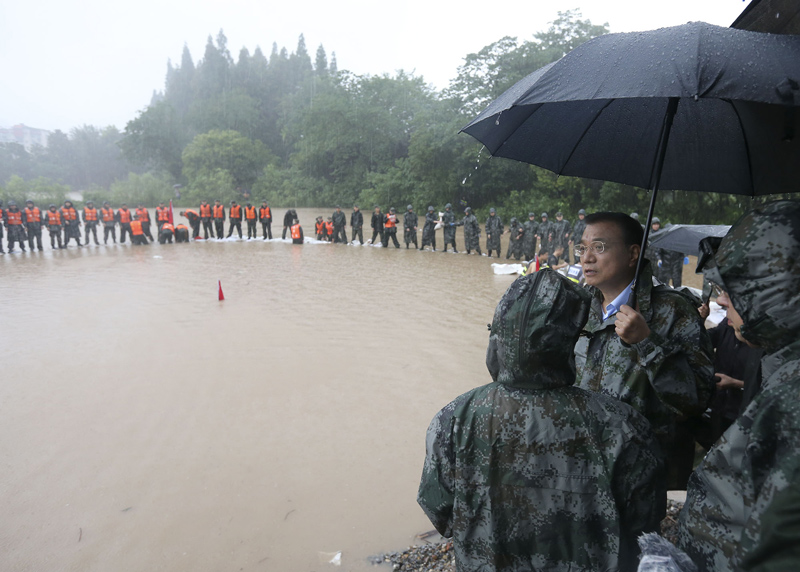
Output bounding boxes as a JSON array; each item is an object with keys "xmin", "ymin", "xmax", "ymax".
[
  {"xmin": 462, "ymin": 22, "xmax": 800, "ymax": 297},
  {"xmin": 648, "ymin": 223, "xmax": 730, "ymax": 257}
]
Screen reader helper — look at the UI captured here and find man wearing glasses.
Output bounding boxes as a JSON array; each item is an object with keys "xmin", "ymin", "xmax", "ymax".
[{"xmin": 573, "ymin": 212, "xmax": 714, "ymax": 491}]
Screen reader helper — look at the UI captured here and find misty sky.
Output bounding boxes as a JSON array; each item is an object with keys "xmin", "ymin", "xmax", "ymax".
[{"xmin": 1, "ymin": 0, "xmax": 750, "ymax": 133}]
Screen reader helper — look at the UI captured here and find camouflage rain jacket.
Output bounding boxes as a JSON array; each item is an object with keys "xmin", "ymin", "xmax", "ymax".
[
  {"xmin": 461, "ymin": 213, "xmax": 481, "ymax": 250},
  {"xmin": 486, "ymin": 214, "xmax": 504, "ymax": 250},
  {"xmin": 418, "ymin": 270, "xmax": 666, "ymax": 572},
  {"xmin": 678, "ymin": 201, "xmax": 800, "ymax": 572},
  {"xmin": 575, "ymin": 261, "xmax": 714, "ymax": 489}
]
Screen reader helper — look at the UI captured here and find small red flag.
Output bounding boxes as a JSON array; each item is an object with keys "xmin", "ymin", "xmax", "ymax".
[
  {"xmin": 218, "ymin": 280, "xmax": 225, "ymax": 301},
  {"xmin": 168, "ymin": 199, "xmax": 174, "ymax": 225}
]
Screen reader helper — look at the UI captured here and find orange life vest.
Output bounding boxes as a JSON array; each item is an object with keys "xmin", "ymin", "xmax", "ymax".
[
  {"xmin": 176, "ymin": 224, "xmax": 188, "ymax": 231},
  {"xmin": 161, "ymin": 223, "xmax": 175, "ymax": 233},
  {"xmin": 61, "ymin": 207, "xmax": 78, "ymax": 222},
  {"xmin": 101, "ymin": 207, "xmax": 115, "ymax": 222},
  {"xmin": 384, "ymin": 213, "xmax": 397, "ymax": 228},
  {"xmin": 230, "ymin": 204, "xmax": 242, "ymax": 219},
  {"xmin": 130, "ymin": 220, "xmax": 144, "ymax": 235},
  {"xmin": 185, "ymin": 209, "xmax": 198, "ymax": 218},
  {"xmin": 6, "ymin": 210, "xmax": 23, "ymax": 225},
  {"xmin": 259, "ymin": 206, "xmax": 271, "ymax": 219},
  {"xmin": 325, "ymin": 221, "xmax": 334, "ymax": 234},
  {"xmin": 83, "ymin": 207, "xmax": 98, "ymax": 222},
  {"xmin": 244, "ymin": 206, "xmax": 257, "ymax": 220},
  {"xmin": 46, "ymin": 210, "xmax": 62, "ymax": 225},
  {"xmin": 199, "ymin": 204, "xmax": 212, "ymax": 218},
  {"xmin": 315, "ymin": 221, "xmax": 324, "ymax": 234},
  {"xmin": 213, "ymin": 205, "xmax": 224, "ymax": 218},
  {"xmin": 291, "ymin": 224, "xmax": 302, "ymax": 239},
  {"xmin": 135, "ymin": 208, "xmax": 150, "ymax": 222},
  {"xmin": 156, "ymin": 206, "xmax": 170, "ymax": 221},
  {"xmin": 118, "ymin": 209, "xmax": 132, "ymax": 223},
  {"xmin": 24, "ymin": 206, "xmax": 41, "ymax": 223}
]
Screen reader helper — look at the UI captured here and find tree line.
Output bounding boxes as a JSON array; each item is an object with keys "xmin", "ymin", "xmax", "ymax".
[{"xmin": 0, "ymin": 12, "xmax": 757, "ymax": 224}]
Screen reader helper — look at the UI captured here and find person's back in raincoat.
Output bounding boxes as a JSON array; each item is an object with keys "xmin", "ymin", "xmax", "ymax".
[{"xmin": 418, "ymin": 269, "xmax": 666, "ymax": 572}]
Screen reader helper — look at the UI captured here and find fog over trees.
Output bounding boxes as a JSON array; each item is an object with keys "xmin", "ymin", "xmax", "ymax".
[{"xmin": 0, "ymin": 12, "xmax": 752, "ymax": 222}]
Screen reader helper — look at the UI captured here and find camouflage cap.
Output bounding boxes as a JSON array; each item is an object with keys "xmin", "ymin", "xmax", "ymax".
[
  {"xmin": 698, "ymin": 200, "xmax": 800, "ymax": 351},
  {"xmin": 490, "ymin": 208, "xmax": 496, "ymax": 214},
  {"xmin": 486, "ymin": 269, "xmax": 591, "ymax": 389},
  {"xmin": 578, "ymin": 209, "xmax": 586, "ymax": 215}
]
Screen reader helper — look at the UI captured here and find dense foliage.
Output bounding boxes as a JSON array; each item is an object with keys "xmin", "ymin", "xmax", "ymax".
[{"xmin": 0, "ymin": 12, "xmax": 758, "ymax": 223}]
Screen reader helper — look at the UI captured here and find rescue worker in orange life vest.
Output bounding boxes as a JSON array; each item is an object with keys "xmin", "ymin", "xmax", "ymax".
[
  {"xmin": 45, "ymin": 204, "xmax": 64, "ymax": 249},
  {"xmin": 101, "ymin": 201, "xmax": 117, "ymax": 244},
  {"xmin": 135, "ymin": 204, "xmax": 154, "ymax": 241},
  {"xmin": 130, "ymin": 219, "xmax": 149, "ymax": 245},
  {"xmin": 5, "ymin": 200, "xmax": 28, "ymax": 252},
  {"xmin": 61, "ymin": 200, "xmax": 82, "ymax": 247},
  {"xmin": 180, "ymin": 210, "xmax": 201, "ymax": 238},
  {"xmin": 227, "ymin": 200, "xmax": 243, "ymax": 239},
  {"xmin": 259, "ymin": 200, "xmax": 273, "ymax": 239},
  {"xmin": 383, "ymin": 207, "xmax": 400, "ymax": 248},
  {"xmin": 23, "ymin": 199, "xmax": 44, "ymax": 251},
  {"xmin": 325, "ymin": 217, "xmax": 334, "ymax": 241},
  {"xmin": 82, "ymin": 200, "xmax": 100, "ymax": 245},
  {"xmin": 315, "ymin": 216, "xmax": 325, "ymax": 240},
  {"xmin": 212, "ymin": 199, "xmax": 225, "ymax": 239},
  {"xmin": 117, "ymin": 203, "xmax": 133, "ymax": 243},
  {"xmin": 199, "ymin": 200, "xmax": 213, "ymax": 239},
  {"xmin": 244, "ymin": 202, "xmax": 258, "ymax": 240},
  {"xmin": 158, "ymin": 222, "xmax": 175, "ymax": 244},
  {"xmin": 290, "ymin": 218, "xmax": 304, "ymax": 244},
  {"xmin": 155, "ymin": 201, "xmax": 170, "ymax": 232},
  {"xmin": 175, "ymin": 224, "xmax": 190, "ymax": 242}
]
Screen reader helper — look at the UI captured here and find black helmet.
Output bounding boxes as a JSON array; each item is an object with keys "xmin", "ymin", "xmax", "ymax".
[
  {"xmin": 407, "ymin": 204, "xmax": 413, "ymax": 211},
  {"xmin": 528, "ymin": 212, "xmax": 535, "ymax": 218}
]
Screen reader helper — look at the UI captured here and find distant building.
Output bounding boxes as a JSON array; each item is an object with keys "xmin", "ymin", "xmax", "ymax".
[{"xmin": 0, "ymin": 124, "xmax": 50, "ymax": 150}]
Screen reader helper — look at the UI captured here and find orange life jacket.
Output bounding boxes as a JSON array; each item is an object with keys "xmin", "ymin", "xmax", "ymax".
[
  {"xmin": 213, "ymin": 205, "xmax": 224, "ymax": 218},
  {"xmin": 185, "ymin": 209, "xmax": 198, "ymax": 218},
  {"xmin": 199, "ymin": 204, "xmax": 212, "ymax": 218},
  {"xmin": 118, "ymin": 209, "xmax": 132, "ymax": 223},
  {"xmin": 176, "ymin": 224, "xmax": 188, "ymax": 231},
  {"xmin": 384, "ymin": 213, "xmax": 397, "ymax": 228},
  {"xmin": 61, "ymin": 207, "xmax": 78, "ymax": 222},
  {"xmin": 230, "ymin": 204, "xmax": 242, "ymax": 219},
  {"xmin": 83, "ymin": 207, "xmax": 98, "ymax": 222},
  {"xmin": 259, "ymin": 206, "xmax": 271, "ymax": 219},
  {"xmin": 24, "ymin": 206, "xmax": 41, "ymax": 223},
  {"xmin": 315, "ymin": 221, "xmax": 325, "ymax": 234},
  {"xmin": 101, "ymin": 207, "xmax": 115, "ymax": 222},
  {"xmin": 6, "ymin": 210, "xmax": 23, "ymax": 225},
  {"xmin": 46, "ymin": 210, "xmax": 62, "ymax": 225},
  {"xmin": 156, "ymin": 206, "xmax": 170, "ymax": 221},
  {"xmin": 135, "ymin": 208, "xmax": 150, "ymax": 222},
  {"xmin": 325, "ymin": 221, "xmax": 334, "ymax": 234},
  {"xmin": 244, "ymin": 206, "xmax": 257, "ymax": 220},
  {"xmin": 161, "ymin": 223, "xmax": 175, "ymax": 233},
  {"xmin": 291, "ymin": 223, "xmax": 302, "ymax": 239},
  {"xmin": 130, "ymin": 220, "xmax": 144, "ymax": 235}
]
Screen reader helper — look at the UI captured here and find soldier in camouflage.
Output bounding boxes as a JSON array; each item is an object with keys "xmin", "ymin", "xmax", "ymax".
[
  {"xmin": 485, "ymin": 208, "xmax": 503, "ymax": 257},
  {"xmin": 420, "ymin": 206, "xmax": 437, "ymax": 251},
  {"xmin": 570, "ymin": 208, "xmax": 587, "ymax": 255},
  {"xmin": 552, "ymin": 211, "xmax": 571, "ymax": 263},
  {"xmin": 522, "ymin": 212, "xmax": 539, "ymax": 260},
  {"xmin": 441, "ymin": 203, "xmax": 458, "ymax": 253},
  {"xmin": 505, "ymin": 216, "xmax": 524, "ymax": 260},
  {"xmin": 574, "ymin": 212, "xmax": 714, "ymax": 490},
  {"xmin": 458, "ymin": 207, "xmax": 481, "ymax": 255},
  {"xmin": 403, "ymin": 205, "xmax": 418, "ymax": 249},
  {"xmin": 418, "ymin": 269, "xmax": 666, "ymax": 572},
  {"xmin": 677, "ymin": 200, "xmax": 800, "ymax": 572},
  {"xmin": 537, "ymin": 212, "xmax": 553, "ymax": 254}
]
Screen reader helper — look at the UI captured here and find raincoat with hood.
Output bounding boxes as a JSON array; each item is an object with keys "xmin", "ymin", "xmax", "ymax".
[
  {"xmin": 677, "ymin": 200, "xmax": 800, "ymax": 572},
  {"xmin": 418, "ymin": 270, "xmax": 665, "ymax": 572}
]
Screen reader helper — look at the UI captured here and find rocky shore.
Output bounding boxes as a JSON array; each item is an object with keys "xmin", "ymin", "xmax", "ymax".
[{"xmin": 372, "ymin": 500, "xmax": 684, "ymax": 571}]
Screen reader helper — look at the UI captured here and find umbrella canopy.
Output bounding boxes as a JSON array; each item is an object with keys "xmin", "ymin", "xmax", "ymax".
[
  {"xmin": 648, "ymin": 224, "xmax": 731, "ymax": 257},
  {"xmin": 463, "ymin": 22, "xmax": 800, "ymax": 197},
  {"xmin": 462, "ymin": 21, "xmax": 800, "ymax": 296}
]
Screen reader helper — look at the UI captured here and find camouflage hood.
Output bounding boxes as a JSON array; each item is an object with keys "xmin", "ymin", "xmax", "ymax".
[
  {"xmin": 702, "ymin": 200, "xmax": 800, "ymax": 353},
  {"xmin": 486, "ymin": 269, "xmax": 592, "ymax": 389}
]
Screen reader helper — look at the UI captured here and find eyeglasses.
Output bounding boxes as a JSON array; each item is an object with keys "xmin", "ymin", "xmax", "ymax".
[
  {"xmin": 574, "ymin": 241, "xmax": 617, "ymax": 257},
  {"xmin": 712, "ymin": 284, "xmax": 726, "ymax": 299}
]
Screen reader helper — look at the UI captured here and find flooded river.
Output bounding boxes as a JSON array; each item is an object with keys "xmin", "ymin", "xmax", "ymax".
[{"xmin": 1, "ymin": 208, "xmax": 515, "ymax": 571}]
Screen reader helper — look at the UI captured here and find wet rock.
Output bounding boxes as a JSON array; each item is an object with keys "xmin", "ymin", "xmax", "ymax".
[{"xmin": 371, "ymin": 541, "xmax": 455, "ymax": 571}]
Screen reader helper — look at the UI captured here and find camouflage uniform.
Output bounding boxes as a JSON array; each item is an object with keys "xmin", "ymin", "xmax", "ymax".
[
  {"xmin": 485, "ymin": 212, "xmax": 503, "ymax": 256},
  {"xmin": 537, "ymin": 215, "xmax": 553, "ymax": 253},
  {"xmin": 575, "ymin": 260, "xmax": 714, "ymax": 489},
  {"xmin": 505, "ymin": 217, "xmax": 524, "ymax": 260},
  {"xmin": 572, "ymin": 215, "xmax": 587, "ymax": 246},
  {"xmin": 459, "ymin": 208, "xmax": 481, "ymax": 254},
  {"xmin": 418, "ymin": 270, "xmax": 665, "ymax": 572},
  {"xmin": 403, "ymin": 208, "xmax": 418, "ymax": 249},
  {"xmin": 551, "ymin": 214, "xmax": 571, "ymax": 261},
  {"xmin": 442, "ymin": 204, "xmax": 457, "ymax": 252},
  {"xmin": 421, "ymin": 207, "xmax": 437, "ymax": 250},
  {"xmin": 656, "ymin": 248, "xmax": 685, "ymax": 287},
  {"xmin": 522, "ymin": 215, "xmax": 539, "ymax": 260},
  {"xmin": 677, "ymin": 201, "xmax": 800, "ymax": 572}
]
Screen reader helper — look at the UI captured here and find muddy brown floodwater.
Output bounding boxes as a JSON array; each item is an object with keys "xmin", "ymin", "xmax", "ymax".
[{"xmin": 0, "ymin": 208, "xmax": 515, "ymax": 572}]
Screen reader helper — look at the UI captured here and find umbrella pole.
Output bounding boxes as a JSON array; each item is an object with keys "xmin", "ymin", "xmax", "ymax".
[{"xmin": 630, "ymin": 97, "xmax": 679, "ymax": 305}]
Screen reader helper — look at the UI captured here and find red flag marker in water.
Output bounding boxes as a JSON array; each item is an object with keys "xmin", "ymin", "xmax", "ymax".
[{"xmin": 218, "ymin": 280, "xmax": 225, "ymax": 301}]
